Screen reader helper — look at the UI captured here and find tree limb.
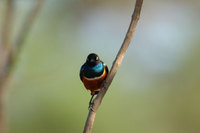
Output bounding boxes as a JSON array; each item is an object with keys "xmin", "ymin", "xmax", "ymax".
[
  {"xmin": 12, "ymin": 0, "xmax": 45, "ymax": 57},
  {"xmin": 0, "ymin": 0, "xmax": 45, "ymax": 87},
  {"xmin": 83, "ymin": 0, "xmax": 143, "ymax": 132},
  {"xmin": 0, "ymin": 1, "xmax": 44, "ymax": 133},
  {"xmin": 0, "ymin": 1, "xmax": 14, "ymax": 132},
  {"xmin": 0, "ymin": 0, "xmax": 13, "ymax": 49},
  {"xmin": 0, "ymin": 0, "xmax": 14, "ymax": 81}
]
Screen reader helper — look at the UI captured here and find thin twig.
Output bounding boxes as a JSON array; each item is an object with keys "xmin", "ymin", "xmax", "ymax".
[
  {"xmin": 0, "ymin": 0, "xmax": 13, "ymax": 49},
  {"xmin": 0, "ymin": 0, "xmax": 14, "ymax": 80},
  {"xmin": 0, "ymin": 1, "xmax": 14, "ymax": 133},
  {"xmin": 12, "ymin": 0, "xmax": 45, "ymax": 57},
  {"xmin": 83, "ymin": 0, "xmax": 143, "ymax": 132},
  {"xmin": 0, "ymin": 0, "xmax": 44, "ymax": 95},
  {"xmin": 0, "ymin": 0, "xmax": 44, "ymax": 87},
  {"xmin": 0, "ymin": 1, "xmax": 44, "ymax": 133}
]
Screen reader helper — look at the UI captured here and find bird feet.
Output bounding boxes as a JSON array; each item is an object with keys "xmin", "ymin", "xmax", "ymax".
[{"xmin": 88, "ymin": 102, "xmax": 94, "ymax": 111}]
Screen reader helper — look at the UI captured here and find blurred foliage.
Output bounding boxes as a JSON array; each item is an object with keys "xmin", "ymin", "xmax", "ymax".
[{"xmin": 0, "ymin": 0, "xmax": 199, "ymax": 133}]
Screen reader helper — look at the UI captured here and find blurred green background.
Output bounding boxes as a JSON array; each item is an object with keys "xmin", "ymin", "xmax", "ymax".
[{"xmin": 1, "ymin": 0, "xmax": 200, "ymax": 133}]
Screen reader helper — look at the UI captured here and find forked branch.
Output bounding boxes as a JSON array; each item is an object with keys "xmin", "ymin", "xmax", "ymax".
[
  {"xmin": 0, "ymin": 1, "xmax": 44, "ymax": 133},
  {"xmin": 83, "ymin": 0, "xmax": 143, "ymax": 133}
]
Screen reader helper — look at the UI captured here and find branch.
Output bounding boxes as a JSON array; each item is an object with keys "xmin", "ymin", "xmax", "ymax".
[
  {"xmin": 0, "ymin": 0, "xmax": 44, "ymax": 83},
  {"xmin": 12, "ymin": 0, "xmax": 45, "ymax": 57},
  {"xmin": 0, "ymin": 0, "xmax": 14, "ymax": 49},
  {"xmin": 0, "ymin": 1, "xmax": 44, "ymax": 133},
  {"xmin": 0, "ymin": 0, "xmax": 14, "ymax": 76},
  {"xmin": 83, "ymin": 0, "xmax": 143, "ymax": 132},
  {"xmin": 0, "ymin": 1, "xmax": 14, "ymax": 133}
]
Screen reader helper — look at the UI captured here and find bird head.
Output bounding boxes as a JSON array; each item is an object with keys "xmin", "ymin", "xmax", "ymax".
[{"xmin": 86, "ymin": 53, "xmax": 100, "ymax": 67}]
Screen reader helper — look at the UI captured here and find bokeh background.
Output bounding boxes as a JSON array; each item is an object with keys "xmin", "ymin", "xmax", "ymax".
[{"xmin": 0, "ymin": 0, "xmax": 200, "ymax": 133}]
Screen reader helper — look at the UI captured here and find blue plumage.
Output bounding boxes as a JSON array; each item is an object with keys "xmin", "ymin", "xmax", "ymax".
[{"xmin": 81, "ymin": 61, "xmax": 104, "ymax": 78}]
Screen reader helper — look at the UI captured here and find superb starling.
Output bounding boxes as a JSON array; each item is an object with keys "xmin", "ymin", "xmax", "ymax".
[{"xmin": 80, "ymin": 53, "xmax": 109, "ymax": 108}]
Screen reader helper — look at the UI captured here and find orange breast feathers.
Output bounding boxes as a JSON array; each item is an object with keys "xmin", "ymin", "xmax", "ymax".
[{"xmin": 82, "ymin": 67, "xmax": 107, "ymax": 95}]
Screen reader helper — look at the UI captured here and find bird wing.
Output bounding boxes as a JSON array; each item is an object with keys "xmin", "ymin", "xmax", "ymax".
[
  {"xmin": 102, "ymin": 61, "xmax": 109, "ymax": 75},
  {"xmin": 80, "ymin": 64, "xmax": 85, "ymax": 81}
]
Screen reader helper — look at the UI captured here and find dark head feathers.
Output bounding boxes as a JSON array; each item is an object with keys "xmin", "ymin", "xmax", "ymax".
[{"xmin": 86, "ymin": 53, "xmax": 100, "ymax": 67}]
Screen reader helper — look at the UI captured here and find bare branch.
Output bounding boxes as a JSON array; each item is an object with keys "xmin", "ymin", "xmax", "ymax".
[
  {"xmin": 0, "ymin": 0, "xmax": 14, "ymax": 77},
  {"xmin": 0, "ymin": 0, "xmax": 45, "ymax": 84},
  {"xmin": 0, "ymin": 1, "xmax": 14, "ymax": 132},
  {"xmin": 83, "ymin": 0, "xmax": 143, "ymax": 132},
  {"xmin": 0, "ymin": 0, "xmax": 45, "ymax": 91},
  {"xmin": 12, "ymin": 0, "xmax": 45, "ymax": 57},
  {"xmin": 0, "ymin": 1, "xmax": 45, "ymax": 133},
  {"xmin": 0, "ymin": 0, "xmax": 14, "ymax": 49}
]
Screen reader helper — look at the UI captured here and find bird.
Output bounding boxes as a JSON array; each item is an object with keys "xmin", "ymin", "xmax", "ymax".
[{"xmin": 80, "ymin": 53, "xmax": 109, "ymax": 108}]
